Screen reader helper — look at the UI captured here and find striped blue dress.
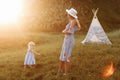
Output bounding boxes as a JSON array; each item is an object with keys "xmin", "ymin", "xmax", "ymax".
[
  {"xmin": 60, "ymin": 23, "xmax": 78, "ymax": 62},
  {"xmin": 24, "ymin": 49, "xmax": 36, "ymax": 65}
]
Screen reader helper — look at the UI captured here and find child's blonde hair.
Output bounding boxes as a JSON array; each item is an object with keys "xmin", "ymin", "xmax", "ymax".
[{"xmin": 28, "ymin": 41, "xmax": 35, "ymax": 48}]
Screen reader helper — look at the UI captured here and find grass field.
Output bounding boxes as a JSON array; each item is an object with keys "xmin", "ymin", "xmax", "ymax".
[{"xmin": 0, "ymin": 30, "xmax": 120, "ymax": 80}]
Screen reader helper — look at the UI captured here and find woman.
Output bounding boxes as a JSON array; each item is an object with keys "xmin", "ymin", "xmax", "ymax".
[{"xmin": 58, "ymin": 8, "xmax": 81, "ymax": 75}]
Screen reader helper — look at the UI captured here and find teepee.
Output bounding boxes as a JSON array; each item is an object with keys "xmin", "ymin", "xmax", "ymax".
[{"xmin": 81, "ymin": 8, "xmax": 112, "ymax": 44}]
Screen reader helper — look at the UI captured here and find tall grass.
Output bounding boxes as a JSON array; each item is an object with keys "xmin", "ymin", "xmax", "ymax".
[{"xmin": 0, "ymin": 29, "xmax": 119, "ymax": 80}]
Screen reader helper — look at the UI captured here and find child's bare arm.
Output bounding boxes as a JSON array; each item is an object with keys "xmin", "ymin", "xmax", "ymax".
[
  {"xmin": 35, "ymin": 51, "xmax": 40, "ymax": 55},
  {"xmin": 32, "ymin": 50, "xmax": 40, "ymax": 55}
]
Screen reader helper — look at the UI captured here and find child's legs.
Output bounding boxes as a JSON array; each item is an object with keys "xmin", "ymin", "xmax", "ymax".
[{"xmin": 24, "ymin": 65, "xmax": 27, "ymax": 68}]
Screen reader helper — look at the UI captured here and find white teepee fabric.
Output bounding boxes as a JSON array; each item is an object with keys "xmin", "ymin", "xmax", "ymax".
[{"xmin": 81, "ymin": 16, "xmax": 112, "ymax": 44}]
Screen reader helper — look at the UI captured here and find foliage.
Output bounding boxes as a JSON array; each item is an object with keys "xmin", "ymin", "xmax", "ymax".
[{"xmin": 21, "ymin": 0, "xmax": 120, "ymax": 32}]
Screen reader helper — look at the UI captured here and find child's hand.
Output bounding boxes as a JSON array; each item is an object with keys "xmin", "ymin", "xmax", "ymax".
[
  {"xmin": 36, "ymin": 53, "xmax": 40, "ymax": 55},
  {"xmin": 34, "ymin": 51, "xmax": 40, "ymax": 55}
]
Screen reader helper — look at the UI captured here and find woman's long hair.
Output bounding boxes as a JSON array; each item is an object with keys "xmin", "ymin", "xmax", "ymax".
[{"xmin": 76, "ymin": 18, "xmax": 81, "ymax": 30}]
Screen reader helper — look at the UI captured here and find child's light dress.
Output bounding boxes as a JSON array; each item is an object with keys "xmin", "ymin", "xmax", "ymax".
[{"xmin": 24, "ymin": 49, "xmax": 35, "ymax": 65}]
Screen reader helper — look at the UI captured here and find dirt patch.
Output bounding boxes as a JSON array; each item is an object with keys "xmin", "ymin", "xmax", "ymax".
[
  {"xmin": 35, "ymin": 75, "xmax": 43, "ymax": 80},
  {"xmin": 25, "ymin": 72, "xmax": 34, "ymax": 77},
  {"xmin": 0, "ymin": 65, "xmax": 5, "ymax": 68},
  {"xmin": 35, "ymin": 64, "xmax": 43, "ymax": 68}
]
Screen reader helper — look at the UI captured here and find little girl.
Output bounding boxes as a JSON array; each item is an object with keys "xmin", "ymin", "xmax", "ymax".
[{"xmin": 24, "ymin": 41, "xmax": 40, "ymax": 68}]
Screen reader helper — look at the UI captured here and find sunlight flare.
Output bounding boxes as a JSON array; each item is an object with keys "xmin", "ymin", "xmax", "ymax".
[
  {"xmin": 0, "ymin": 0, "xmax": 23, "ymax": 24},
  {"xmin": 102, "ymin": 62, "xmax": 115, "ymax": 78}
]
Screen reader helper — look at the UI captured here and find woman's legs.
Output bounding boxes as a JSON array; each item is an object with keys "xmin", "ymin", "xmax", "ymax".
[
  {"xmin": 58, "ymin": 56, "xmax": 71, "ymax": 75},
  {"xmin": 58, "ymin": 61, "xmax": 65, "ymax": 73},
  {"xmin": 64, "ymin": 62, "xmax": 70, "ymax": 75},
  {"xmin": 64, "ymin": 56, "xmax": 71, "ymax": 75}
]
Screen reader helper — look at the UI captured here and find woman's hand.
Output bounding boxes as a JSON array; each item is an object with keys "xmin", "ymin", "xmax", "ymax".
[
  {"xmin": 62, "ymin": 30, "xmax": 71, "ymax": 35},
  {"xmin": 62, "ymin": 30, "xmax": 65, "ymax": 33},
  {"xmin": 62, "ymin": 30, "xmax": 66, "ymax": 33}
]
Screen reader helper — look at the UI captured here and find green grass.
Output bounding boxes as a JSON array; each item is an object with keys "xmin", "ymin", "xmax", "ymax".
[{"xmin": 0, "ymin": 30, "xmax": 120, "ymax": 80}]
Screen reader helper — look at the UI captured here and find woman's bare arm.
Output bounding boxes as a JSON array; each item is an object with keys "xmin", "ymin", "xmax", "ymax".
[
  {"xmin": 62, "ymin": 28, "xmax": 71, "ymax": 34},
  {"xmin": 69, "ymin": 19, "xmax": 77, "ymax": 30},
  {"xmin": 62, "ymin": 30, "xmax": 71, "ymax": 34},
  {"xmin": 76, "ymin": 19, "xmax": 81, "ymax": 30},
  {"xmin": 62, "ymin": 20, "xmax": 77, "ymax": 34}
]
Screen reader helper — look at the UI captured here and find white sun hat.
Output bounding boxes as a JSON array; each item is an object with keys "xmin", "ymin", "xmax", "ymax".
[{"xmin": 66, "ymin": 8, "xmax": 78, "ymax": 19}]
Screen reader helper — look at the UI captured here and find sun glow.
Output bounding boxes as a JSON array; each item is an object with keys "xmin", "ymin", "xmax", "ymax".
[
  {"xmin": 0, "ymin": 0, "xmax": 23, "ymax": 24},
  {"xmin": 102, "ymin": 62, "xmax": 115, "ymax": 78}
]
